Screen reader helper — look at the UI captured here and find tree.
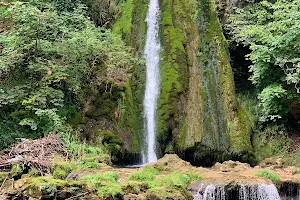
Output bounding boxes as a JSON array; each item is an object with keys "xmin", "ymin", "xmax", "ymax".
[
  {"xmin": 228, "ymin": 0, "xmax": 300, "ymax": 122},
  {"xmin": 0, "ymin": 1, "xmax": 136, "ymax": 148}
]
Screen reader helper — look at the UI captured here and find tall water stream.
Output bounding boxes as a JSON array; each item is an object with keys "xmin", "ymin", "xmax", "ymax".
[{"xmin": 142, "ymin": 0, "xmax": 160, "ymax": 163}]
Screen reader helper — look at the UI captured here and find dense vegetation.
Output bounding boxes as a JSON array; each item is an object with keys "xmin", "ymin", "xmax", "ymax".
[
  {"xmin": 0, "ymin": 0, "xmax": 299, "ymax": 198},
  {"xmin": 228, "ymin": 0, "xmax": 300, "ymax": 124},
  {"xmin": 225, "ymin": 0, "xmax": 300, "ymax": 166},
  {"xmin": 0, "ymin": 0, "xmax": 137, "ymax": 149},
  {"xmin": 0, "ymin": 0, "xmax": 299, "ymax": 167}
]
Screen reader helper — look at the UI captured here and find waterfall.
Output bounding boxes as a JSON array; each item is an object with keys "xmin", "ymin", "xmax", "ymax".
[
  {"xmin": 190, "ymin": 183, "xmax": 282, "ymax": 200},
  {"xmin": 142, "ymin": 0, "xmax": 160, "ymax": 163},
  {"xmin": 257, "ymin": 184, "xmax": 281, "ymax": 200}
]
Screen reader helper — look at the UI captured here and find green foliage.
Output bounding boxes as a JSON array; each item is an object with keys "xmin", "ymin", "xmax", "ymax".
[
  {"xmin": 84, "ymin": 172, "xmax": 123, "ymax": 198},
  {"xmin": 112, "ymin": 0, "xmax": 133, "ymax": 38},
  {"xmin": 228, "ymin": 0, "xmax": 300, "ymax": 122},
  {"xmin": 61, "ymin": 130, "xmax": 111, "ymax": 169},
  {"xmin": 258, "ymin": 84, "xmax": 288, "ymax": 122},
  {"xmin": 82, "ymin": 0, "xmax": 119, "ymax": 27},
  {"xmin": 255, "ymin": 169, "xmax": 280, "ymax": 183},
  {"xmin": 252, "ymin": 125, "xmax": 291, "ymax": 161},
  {"xmin": 67, "ymin": 141, "xmax": 105, "ymax": 160},
  {"xmin": 100, "ymin": 131, "xmax": 123, "ymax": 158},
  {"xmin": 237, "ymin": 92, "xmax": 259, "ymax": 128},
  {"xmin": 0, "ymin": 1, "xmax": 136, "ymax": 149},
  {"xmin": 282, "ymin": 150, "xmax": 300, "ymax": 167}
]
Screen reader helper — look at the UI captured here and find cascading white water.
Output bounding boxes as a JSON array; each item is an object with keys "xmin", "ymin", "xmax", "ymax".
[
  {"xmin": 191, "ymin": 183, "xmax": 281, "ymax": 200},
  {"xmin": 142, "ymin": 0, "xmax": 161, "ymax": 163},
  {"xmin": 257, "ymin": 184, "xmax": 281, "ymax": 200}
]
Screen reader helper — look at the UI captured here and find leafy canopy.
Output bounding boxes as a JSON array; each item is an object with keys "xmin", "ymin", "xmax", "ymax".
[
  {"xmin": 228, "ymin": 0, "xmax": 300, "ymax": 122},
  {"xmin": 0, "ymin": 1, "xmax": 136, "ymax": 148}
]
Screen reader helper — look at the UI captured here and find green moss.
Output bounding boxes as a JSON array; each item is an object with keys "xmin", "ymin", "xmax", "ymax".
[
  {"xmin": 113, "ymin": 0, "xmax": 148, "ymax": 52},
  {"xmin": 113, "ymin": 0, "xmax": 149, "ymax": 156},
  {"xmin": 10, "ymin": 164, "xmax": 23, "ymax": 179},
  {"xmin": 51, "ymin": 162, "xmax": 72, "ymax": 180},
  {"xmin": 157, "ymin": 0, "xmax": 194, "ymax": 153},
  {"xmin": 84, "ymin": 172, "xmax": 123, "ymax": 198},
  {"xmin": 230, "ymin": 104, "xmax": 253, "ymax": 154},
  {"xmin": 129, "ymin": 0, "xmax": 148, "ymax": 53},
  {"xmin": 74, "ymin": 154, "xmax": 110, "ymax": 170},
  {"xmin": 178, "ymin": 120, "xmax": 188, "ymax": 149},
  {"xmin": 125, "ymin": 166, "xmax": 201, "ymax": 199},
  {"xmin": 255, "ymin": 169, "xmax": 280, "ymax": 183},
  {"xmin": 113, "ymin": 0, "xmax": 134, "ymax": 42},
  {"xmin": 252, "ymin": 125, "xmax": 291, "ymax": 163},
  {"xmin": 28, "ymin": 169, "xmax": 41, "ymax": 177},
  {"xmin": 24, "ymin": 176, "xmax": 83, "ymax": 197},
  {"xmin": 0, "ymin": 172, "xmax": 7, "ymax": 184},
  {"xmin": 178, "ymin": 0, "xmax": 251, "ymax": 158},
  {"xmin": 122, "ymin": 180, "xmax": 146, "ymax": 194},
  {"xmin": 117, "ymin": 79, "xmax": 141, "ymax": 153},
  {"xmin": 129, "ymin": 166, "xmax": 159, "ymax": 183}
]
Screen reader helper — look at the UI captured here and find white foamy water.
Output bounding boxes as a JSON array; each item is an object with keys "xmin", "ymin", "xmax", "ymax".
[
  {"xmin": 192, "ymin": 183, "xmax": 281, "ymax": 200},
  {"xmin": 257, "ymin": 184, "xmax": 281, "ymax": 200},
  {"xmin": 142, "ymin": 0, "xmax": 160, "ymax": 163}
]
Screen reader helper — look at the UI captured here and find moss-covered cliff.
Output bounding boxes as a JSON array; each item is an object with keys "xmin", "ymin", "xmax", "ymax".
[
  {"xmin": 80, "ymin": 0, "xmax": 150, "ymax": 159},
  {"xmin": 112, "ymin": 0, "xmax": 253, "ymax": 165},
  {"xmin": 176, "ymin": 0, "xmax": 253, "ymax": 164}
]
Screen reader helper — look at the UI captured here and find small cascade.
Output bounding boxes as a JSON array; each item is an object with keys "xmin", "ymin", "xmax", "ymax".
[
  {"xmin": 142, "ymin": 0, "xmax": 161, "ymax": 163},
  {"xmin": 257, "ymin": 184, "xmax": 281, "ymax": 200},
  {"xmin": 202, "ymin": 184, "xmax": 216, "ymax": 200},
  {"xmin": 190, "ymin": 182, "xmax": 282, "ymax": 200}
]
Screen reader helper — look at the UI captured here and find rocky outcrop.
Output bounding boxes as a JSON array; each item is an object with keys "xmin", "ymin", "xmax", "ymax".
[
  {"xmin": 112, "ymin": 0, "xmax": 253, "ymax": 166},
  {"xmin": 110, "ymin": 0, "xmax": 254, "ymax": 166},
  {"xmin": 1, "ymin": 155, "xmax": 299, "ymax": 199}
]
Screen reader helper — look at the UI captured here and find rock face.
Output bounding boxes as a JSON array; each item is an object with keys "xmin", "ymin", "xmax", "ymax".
[{"xmin": 112, "ymin": 0, "xmax": 253, "ymax": 165}]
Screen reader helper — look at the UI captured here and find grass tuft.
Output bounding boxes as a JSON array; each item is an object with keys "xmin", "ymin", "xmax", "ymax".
[{"xmin": 255, "ymin": 169, "xmax": 280, "ymax": 183}]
